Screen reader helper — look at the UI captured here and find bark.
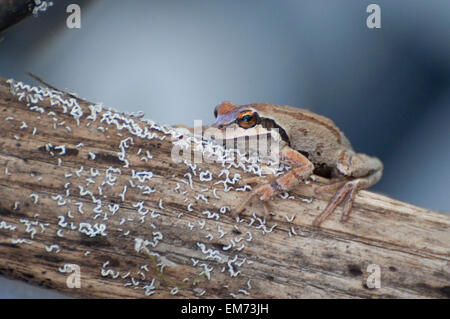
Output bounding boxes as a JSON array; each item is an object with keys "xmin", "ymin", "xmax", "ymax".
[{"xmin": 0, "ymin": 76, "xmax": 449, "ymax": 299}]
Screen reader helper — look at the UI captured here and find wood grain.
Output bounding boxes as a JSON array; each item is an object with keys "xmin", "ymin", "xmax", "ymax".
[{"xmin": 0, "ymin": 76, "xmax": 449, "ymax": 298}]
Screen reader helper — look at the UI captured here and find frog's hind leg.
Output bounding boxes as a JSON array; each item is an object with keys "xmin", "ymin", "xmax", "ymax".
[
  {"xmin": 340, "ymin": 170, "xmax": 382, "ymax": 222},
  {"xmin": 314, "ymin": 179, "xmax": 347, "ymax": 195},
  {"xmin": 312, "ymin": 150, "xmax": 383, "ymax": 227},
  {"xmin": 312, "ymin": 180, "xmax": 355, "ymax": 226}
]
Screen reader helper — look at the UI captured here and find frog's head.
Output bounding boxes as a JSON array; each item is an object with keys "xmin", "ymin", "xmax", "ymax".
[
  {"xmin": 212, "ymin": 101, "xmax": 259, "ymax": 131},
  {"xmin": 211, "ymin": 101, "xmax": 289, "ymax": 146}
]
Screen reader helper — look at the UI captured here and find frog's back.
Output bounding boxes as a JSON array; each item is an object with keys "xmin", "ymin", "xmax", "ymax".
[{"xmin": 249, "ymin": 103, "xmax": 353, "ymax": 166}]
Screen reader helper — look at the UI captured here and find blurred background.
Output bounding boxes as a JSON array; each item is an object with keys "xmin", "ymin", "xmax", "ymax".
[{"xmin": 0, "ymin": 0, "xmax": 449, "ymax": 298}]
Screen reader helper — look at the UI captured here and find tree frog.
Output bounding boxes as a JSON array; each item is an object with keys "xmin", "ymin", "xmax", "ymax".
[{"xmin": 211, "ymin": 101, "xmax": 383, "ymax": 227}]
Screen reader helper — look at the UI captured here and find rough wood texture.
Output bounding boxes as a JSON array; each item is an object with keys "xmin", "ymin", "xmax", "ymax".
[{"xmin": 0, "ymin": 76, "xmax": 449, "ymax": 299}]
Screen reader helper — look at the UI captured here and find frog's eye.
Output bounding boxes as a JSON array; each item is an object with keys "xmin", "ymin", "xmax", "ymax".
[{"xmin": 237, "ymin": 111, "xmax": 257, "ymax": 128}]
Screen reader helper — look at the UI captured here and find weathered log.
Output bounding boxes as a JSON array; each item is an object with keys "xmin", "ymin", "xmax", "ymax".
[{"xmin": 0, "ymin": 76, "xmax": 449, "ymax": 298}]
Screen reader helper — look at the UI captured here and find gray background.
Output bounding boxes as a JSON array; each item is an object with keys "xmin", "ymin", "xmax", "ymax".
[{"xmin": 0, "ymin": 0, "xmax": 449, "ymax": 298}]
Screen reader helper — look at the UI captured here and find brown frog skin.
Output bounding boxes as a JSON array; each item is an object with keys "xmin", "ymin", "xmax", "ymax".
[{"xmin": 211, "ymin": 101, "xmax": 383, "ymax": 227}]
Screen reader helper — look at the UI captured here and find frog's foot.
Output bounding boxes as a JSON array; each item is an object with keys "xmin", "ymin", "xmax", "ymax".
[
  {"xmin": 261, "ymin": 201, "xmax": 274, "ymax": 219},
  {"xmin": 234, "ymin": 182, "xmax": 277, "ymax": 218},
  {"xmin": 312, "ymin": 180, "xmax": 358, "ymax": 227},
  {"xmin": 312, "ymin": 170, "xmax": 382, "ymax": 227},
  {"xmin": 234, "ymin": 145, "xmax": 314, "ymax": 220}
]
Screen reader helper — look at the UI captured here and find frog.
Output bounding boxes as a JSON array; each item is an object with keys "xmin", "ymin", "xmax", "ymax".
[{"xmin": 211, "ymin": 101, "xmax": 383, "ymax": 227}]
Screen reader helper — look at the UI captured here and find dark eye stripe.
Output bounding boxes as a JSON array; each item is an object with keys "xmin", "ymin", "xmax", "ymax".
[{"xmin": 259, "ymin": 117, "xmax": 291, "ymax": 146}]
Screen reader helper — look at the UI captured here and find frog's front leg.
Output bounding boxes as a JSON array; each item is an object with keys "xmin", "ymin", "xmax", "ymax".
[
  {"xmin": 234, "ymin": 146, "xmax": 314, "ymax": 217},
  {"xmin": 312, "ymin": 150, "xmax": 383, "ymax": 226}
]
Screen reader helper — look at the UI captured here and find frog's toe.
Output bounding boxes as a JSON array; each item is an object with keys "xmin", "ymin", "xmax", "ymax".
[
  {"xmin": 234, "ymin": 183, "xmax": 275, "ymax": 217},
  {"xmin": 312, "ymin": 179, "xmax": 363, "ymax": 227},
  {"xmin": 312, "ymin": 181, "xmax": 354, "ymax": 227},
  {"xmin": 262, "ymin": 201, "xmax": 274, "ymax": 218}
]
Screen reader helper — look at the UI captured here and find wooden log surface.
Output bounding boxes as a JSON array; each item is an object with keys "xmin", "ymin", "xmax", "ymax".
[{"xmin": 0, "ymin": 76, "xmax": 449, "ymax": 299}]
